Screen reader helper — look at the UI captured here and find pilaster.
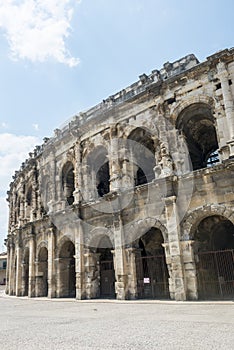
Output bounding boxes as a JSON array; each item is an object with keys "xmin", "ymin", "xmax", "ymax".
[
  {"xmin": 113, "ymin": 214, "xmax": 128, "ymax": 300},
  {"xmin": 7, "ymin": 242, "xmax": 14, "ymax": 295},
  {"xmin": 125, "ymin": 247, "xmax": 141, "ymax": 299},
  {"xmin": 109, "ymin": 138, "xmax": 122, "ymax": 191},
  {"xmin": 28, "ymin": 236, "xmax": 36, "ymax": 297},
  {"xmin": 48, "ymin": 227, "xmax": 56, "ymax": 298},
  {"xmin": 217, "ymin": 61, "xmax": 234, "ymax": 157},
  {"xmin": 15, "ymin": 242, "xmax": 22, "ymax": 296},
  {"xmin": 75, "ymin": 220, "xmax": 85, "ymax": 299},
  {"xmin": 121, "ymin": 146, "xmax": 135, "ymax": 190},
  {"xmin": 164, "ymin": 196, "xmax": 186, "ymax": 301},
  {"xmin": 181, "ymin": 240, "xmax": 198, "ymax": 300},
  {"xmin": 83, "ymin": 249, "xmax": 100, "ymax": 299},
  {"xmin": 73, "ymin": 142, "xmax": 82, "ymax": 203},
  {"xmin": 55, "ymin": 258, "xmax": 61, "ymax": 297},
  {"xmin": 82, "ymin": 163, "xmax": 94, "ymax": 201}
]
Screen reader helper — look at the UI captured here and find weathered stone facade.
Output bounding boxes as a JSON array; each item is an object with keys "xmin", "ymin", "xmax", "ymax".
[{"xmin": 6, "ymin": 48, "xmax": 234, "ymax": 301}]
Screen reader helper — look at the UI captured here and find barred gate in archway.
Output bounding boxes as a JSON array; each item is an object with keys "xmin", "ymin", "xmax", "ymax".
[
  {"xmin": 100, "ymin": 260, "xmax": 115, "ymax": 298},
  {"xmin": 196, "ymin": 250, "xmax": 234, "ymax": 300},
  {"xmin": 136, "ymin": 255, "xmax": 170, "ymax": 299}
]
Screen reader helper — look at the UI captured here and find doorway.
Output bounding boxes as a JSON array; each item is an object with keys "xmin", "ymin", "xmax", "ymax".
[{"xmin": 136, "ymin": 228, "xmax": 170, "ymax": 299}]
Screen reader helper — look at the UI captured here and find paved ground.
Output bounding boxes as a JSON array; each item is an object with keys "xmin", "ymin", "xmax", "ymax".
[{"xmin": 0, "ymin": 287, "xmax": 233, "ymax": 350}]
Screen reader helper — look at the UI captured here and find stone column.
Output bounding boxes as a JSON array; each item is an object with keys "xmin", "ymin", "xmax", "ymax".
[
  {"xmin": 109, "ymin": 138, "xmax": 122, "ymax": 191},
  {"xmin": 84, "ymin": 249, "xmax": 100, "ymax": 299},
  {"xmin": 164, "ymin": 196, "xmax": 186, "ymax": 301},
  {"xmin": 121, "ymin": 146, "xmax": 135, "ymax": 190},
  {"xmin": 48, "ymin": 227, "xmax": 56, "ymax": 298},
  {"xmin": 73, "ymin": 142, "xmax": 82, "ymax": 203},
  {"xmin": 217, "ymin": 61, "xmax": 234, "ymax": 157},
  {"xmin": 47, "ymin": 152, "xmax": 57, "ymax": 212},
  {"xmin": 15, "ymin": 243, "xmax": 22, "ymax": 296},
  {"xmin": 75, "ymin": 220, "xmax": 85, "ymax": 299},
  {"xmin": 162, "ymin": 242, "xmax": 173, "ymax": 296},
  {"xmin": 31, "ymin": 178, "xmax": 37, "ymax": 222},
  {"xmin": 113, "ymin": 214, "xmax": 128, "ymax": 300},
  {"xmin": 7, "ymin": 242, "xmax": 14, "ymax": 295},
  {"xmin": 11, "ymin": 251, "xmax": 17, "ymax": 296},
  {"xmin": 125, "ymin": 247, "xmax": 141, "ymax": 299},
  {"xmin": 19, "ymin": 197, "xmax": 25, "ymax": 226},
  {"xmin": 55, "ymin": 258, "xmax": 61, "ymax": 298},
  {"xmin": 28, "ymin": 236, "xmax": 36, "ymax": 297},
  {"xmin": 8, "ymin": 195, "xmax": 14, "ymax": 231},
  {"xmin": 34, "ymin": 260, "xmax": 40, "ymax": 297},
  {"xmin": 82, "ymin": 162, "xmax": 92, "ymax": 201},
  {"xmin": 181, "ymin": 240, "xmax": 198, "ymax": 300},
  {"xmin": 8, "ymin": 242, "xmax": 16, "ymax": 295},
  {"xmin": 21, "ymin": 257, "xmax": 29, "ymax": 296},
  {"xmin": 5, "ymin": 244, "xmax": 10, "ymax": 294},
  {"xmin": 91, "ymin": 169, "xmax": 98, "ymax": 199}
]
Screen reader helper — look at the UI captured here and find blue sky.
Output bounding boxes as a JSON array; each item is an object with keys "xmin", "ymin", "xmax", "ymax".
[{"xmin": 0, "ymin": 0, "xmax": 233, "ymax": 251}]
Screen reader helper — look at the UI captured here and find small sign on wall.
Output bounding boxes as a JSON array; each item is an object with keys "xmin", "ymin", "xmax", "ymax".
[{"xmin": 144, "ymin": 277, "xmax": 150, "ymax": 284}]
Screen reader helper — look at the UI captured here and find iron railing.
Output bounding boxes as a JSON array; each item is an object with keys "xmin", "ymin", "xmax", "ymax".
[
  {"xmin": 196, "ymin": 249, "xmax": 234, "ymax": 300},
  {"xmin": 136, "ymin": 255, "xmax": 170, "ymax": 299}
]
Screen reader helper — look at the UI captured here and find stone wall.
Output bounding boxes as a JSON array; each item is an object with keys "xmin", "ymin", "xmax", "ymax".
[{"xmin": 6, "ymin": 48, "xmax": 234, "ymax": 300}]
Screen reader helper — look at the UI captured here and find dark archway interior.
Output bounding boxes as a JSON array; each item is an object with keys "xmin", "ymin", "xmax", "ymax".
[
  {"xmin": 194, "ymin": 216, "xmax": 234, "ymax": 300},
  {"xmin": 96, "ymin": 235, "xmax": 115, "ymax": 298},
  {"xmin": 37, "ymin": 247, "xmax": 48, "ymax": 297},
  {"xmin": 23, "ymin": 248, "xmax": 29, "ymax": 296},
  {"xmin": 59, "ymin": 240, "xmax": 76, "ymax": 297},
  {"xmin": 139, "ymin": 227, "xmax": 164, "ymax": 256},
  {"xmin": 176, "ymin": 104, "xmax": 219, "ymax": 170},
  {"xmin": 87, "ymin": 146, "xmax": 110, "ymax": 197},
  {"xmin": 25, "ymin": 187, "xmax": 32, "ymax": 220},
  {"xmin": 128, "ymin": 128, "xmax": 156, "ymax": 186},
  {"xmin": 137, "ymin": 227, "xmax": 169, "ymax": 299},
  {"xmin": 41, "ymin": 176, "xmax": 50, "ymax": 213},
  {"xmin": 194, "ymin": 215, "xmax": 234, "ymax": 251},
  {"xmin": 97, "ymin": 162, "xmax": 110, "ymax": 197},
  {"xmin": 26, "ymin": 187, "xmax": 32, "ymax": 206},
  {"xmin": 62, "ymin": 162, "xmax": 75, "ymax": 205}
]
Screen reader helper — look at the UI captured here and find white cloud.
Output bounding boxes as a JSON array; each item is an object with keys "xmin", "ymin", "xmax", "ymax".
[
  {"xmin": 0, "ymin": 132, "xmax": 41, "ymax": 251},
  {"xmin": 0, "ymin": 132, "xmax": 41, "ymax": 192},
  {"xmin": 0, "ymin": 0, "xmax": 80, "ymax": 67},
  {"xmin": 32, "ymin": 123, "xmax": 39, "ymax": 131},
  {"xmin": 1, "ymin": 122, "xmax": 8, "ymax": 129}
]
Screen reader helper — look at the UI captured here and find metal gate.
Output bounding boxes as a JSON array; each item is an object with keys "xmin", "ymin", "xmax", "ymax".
[
  {"xmin": 196, "ymin": 249, "xmax": 234, "ymax": 300},
  {"xmin": 100, "ymin": 260, "xmax": 115, "ymax": 298},
  {"xmin": 136, "ymin": 255, "xmax": 170, "ymax": 299}
]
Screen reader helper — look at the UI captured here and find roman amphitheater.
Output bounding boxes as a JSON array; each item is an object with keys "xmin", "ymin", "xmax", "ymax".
[{"xmin": 6, "ymin": 48, "xmax": 234, "ymax": 301}]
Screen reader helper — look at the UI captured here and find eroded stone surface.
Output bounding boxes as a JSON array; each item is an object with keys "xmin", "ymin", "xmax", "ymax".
[{"xmin": 6, "ymin": 48, "xmax": 234, "ymax": 301}]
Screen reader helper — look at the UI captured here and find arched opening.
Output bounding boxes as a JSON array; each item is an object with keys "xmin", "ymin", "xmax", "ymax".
[
  {"xmin": 25, "ymin": 186, "xmax": 32, "ymax": 220},
  {"xmin": 58, "ymin": 240, "xmax": 76, "ymax": 298},
  {"xmin": 97, "ymin": 162, "xmax": 110, "ymax": 197},
  {"xmin": 128, "ymin": 128, "xmax": 156, "ymax": 186},
  {"xmin": 62, "ymin": 162, "xmax": 75, "ymax": 205},
  {"xmin": 97, "ymin": 236, "xmax": 115, "ymax": 298},
  {"xmin": 88, "ymin": 235, "xmax": 115, "ymax": 299},
  {"xmin": 22, "ymin": 248, "xmax": 29, "ymax": 296},
  {"xmin": 37, "ymin": 247, "xmax": 48, "ymax": 297},
  {"xmin": 41, "ymin": 176, "xmax": 51, "ymax": 213},
  {"xmin": 87, "ymin": 146, "xmax": 110, "ymax": 197},
  {"xmin": 16, "ymin": 196, "xmax": 21, "ymax": 224},
  {"xmin": 13, "ymin": 193, "xmax": 18, "ymax": 225},
  {"xmin": 136, "ymin": 227, "xmax": 169, "ymax": 299},
  {"xmin": 176, "ymin": 103, "xmax": 219, "ymax": 170},
  {"xmin": 194, "ymin": 215, "xmax": 234, "ymax": 300}
]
